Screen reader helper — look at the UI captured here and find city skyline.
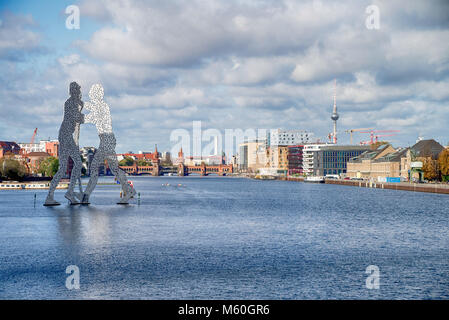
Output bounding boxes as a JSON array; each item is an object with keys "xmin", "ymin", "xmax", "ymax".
[{"xmin": 1, "ymin": 0, "xmax": 449, "ymax": 153}]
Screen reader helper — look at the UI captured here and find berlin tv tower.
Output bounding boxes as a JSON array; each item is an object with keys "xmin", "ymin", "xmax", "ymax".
[{"xmin": 331, "ymin": 78, "xmax": 339, "ymax": 144}]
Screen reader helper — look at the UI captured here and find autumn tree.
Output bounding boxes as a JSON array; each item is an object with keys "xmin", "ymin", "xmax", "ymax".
[
  {"xmin": 422, "ymin": 157, "xmax": 438, "ymax": 181},
  {"xmin": 438, "ymin": 148, "xmax": 449, "ymax": 181},
  {"xmin": 370, "ymin": 141, "xmax": 388, "ymax": 150}
]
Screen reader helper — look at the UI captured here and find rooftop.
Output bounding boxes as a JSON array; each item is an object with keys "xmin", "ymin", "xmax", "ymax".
[
  {"xmin": 26, "ymin": 152, "xmax": 51, "ymax": 157},
  {"xmin": 348, "ymin": 144, "xmax": 393, "ymax": 163},
  {"xmin": 320, "ymin": 145, "xmax": 371, "ymax": 151},
  {"xmin": 410, "ymin": 139, "xmax": 444, "ymax": 159},
  {"xmin": 374, "ymin": 147, "xmax": 409, "ymax": 163}
]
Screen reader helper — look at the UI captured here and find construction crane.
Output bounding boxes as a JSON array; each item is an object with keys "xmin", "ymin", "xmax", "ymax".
[
  {"xmin": 30, "ymin": 128, "xmax": 38, "ymax": 144},
  {"xmin": 359, "ymin": 129, "xmax": 400, "ymax": 145},
  {"xmin": 360, "ymin": 133, "xmax": 398, "ymax": 145},
  {"xmin": 374, "ymin": 134, "xmax": 397, "ymax": 143},
  {"xmin": 359, "ymin": 140, "xmax": 371, "ymax": 145},
  {"xmin": 345, "ymin": 128, "xmax": 373, "ymax": 145}
]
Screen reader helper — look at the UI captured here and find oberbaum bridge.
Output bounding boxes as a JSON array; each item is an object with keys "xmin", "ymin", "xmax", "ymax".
[{"xmin": 118, "ymin": 148, "xmax": 233, "ymax": 177}]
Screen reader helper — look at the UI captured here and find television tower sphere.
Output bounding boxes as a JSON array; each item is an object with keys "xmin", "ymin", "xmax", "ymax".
[{"xmin": 331, "ymin": 111, "xmax": 339, "ymax": 121}]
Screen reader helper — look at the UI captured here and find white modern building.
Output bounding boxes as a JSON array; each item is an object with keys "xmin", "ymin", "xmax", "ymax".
[
  {"xmin": 238, "ymin": 139, "xmax": 266, "ymax": 172},
  {"xmin": 18, "ymin": 142, "xmax": 40, "ymax": 154},
  {"xmin": 266, "ymin": 129, "xmax": 313, "ymax": 147},
  {"xmin": 302, "ymin": 144, "xmax": 328, "ymax": 176}
]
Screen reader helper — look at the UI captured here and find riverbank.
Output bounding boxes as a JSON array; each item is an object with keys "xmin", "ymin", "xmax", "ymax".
[
  {"xmin": 324, "ymin": 178, "xmax": 449, "ymax": 195},
  {"xmin": 251, "ymin": 174, "xmax": 449, "ymax": 195}
]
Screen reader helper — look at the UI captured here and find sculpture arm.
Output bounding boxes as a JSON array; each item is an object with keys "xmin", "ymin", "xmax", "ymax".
[{"xmin": 84, "ymin": 111, "xmax": 95, "ymax": 124}]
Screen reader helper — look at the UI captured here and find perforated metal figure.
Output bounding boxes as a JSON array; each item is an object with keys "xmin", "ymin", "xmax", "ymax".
[
  {"xmin": 81, "ymin": 84, "xmax": 136, "ymax": 204},
  {"xmin": 44, "ymin": 82, "xmax": 84, "ymax": 206}
]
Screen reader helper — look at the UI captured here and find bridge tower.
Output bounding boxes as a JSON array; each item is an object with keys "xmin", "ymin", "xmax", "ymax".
[
  {"xmin": 218, "ymin": 164, "xmax": 225, "ymax": 176},
  {"xmin": 200, "ymin": 162, "xmax": 207, "ymax": 176},
  {"xmin": 178, "ymin": 163, "xmax": 185, "ymax": 176},
  {"xmin": 152, "ymin": 158, "xmax": 161, "ymax": 176}
]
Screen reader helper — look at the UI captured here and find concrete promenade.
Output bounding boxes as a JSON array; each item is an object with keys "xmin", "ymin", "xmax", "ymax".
[
  {"xmin": 258, "ymin": 175, "xmax": 449, "ymax": 195},
  {"xmin": 324, "ymin": 179, "xmax": 449, "ymax": 195}
]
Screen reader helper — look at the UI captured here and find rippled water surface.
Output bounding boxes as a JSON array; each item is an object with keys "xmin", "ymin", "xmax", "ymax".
[{"xmin": 1, "ymin": 176, "xmax": 448, "ymax": 299}]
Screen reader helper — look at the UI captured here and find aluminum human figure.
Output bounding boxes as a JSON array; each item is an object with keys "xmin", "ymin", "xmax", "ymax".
[
  {"xmin": 81, "ymin": 84, "xmax": 136, "ymax": 204},
  {"xmin": 44, "ymin": 82, "xmax": 84, "ymax": 206}
]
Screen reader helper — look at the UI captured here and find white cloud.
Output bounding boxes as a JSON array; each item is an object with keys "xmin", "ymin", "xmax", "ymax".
[
  {"xmin": 1, "ymin": 0, "xmax": 449, "ymax": 151},
  {"xmin": 0, "ymin": 12, "xmax": 40, "ymax": 57}
]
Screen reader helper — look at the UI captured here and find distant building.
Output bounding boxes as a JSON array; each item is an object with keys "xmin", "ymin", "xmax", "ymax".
[
  {"xmin": 266, "ymin": 145, "xmax": 289, "ymax": 175},
  {"xmin": 18, "ymin": 142, "xmax": 40, "ymax": 154},
  {"xmin": 287, "ymin": 145, "xmax": 304, "ymax": 176},
  {"xmin": 80, "ymin": 147, "xmax": 97, "ymax": 175},
  {"xmin": 40, "ymin": 140, "xmax": 59, "ymax": 158},
  {"xmin": 409, "ymin": 139, "xmax": 444, "ymax": 160},
  {"xmin": 0, "ymin": 141, "xmax": 21, "ymax": 158},
  {"xmin": 238, "ymin": 139, "xmax": 266, "ymax": 172},
  {"xmin": 302, "ymin": 144, "xmax": 328, "ymax": 176},
  {"xmin": 175, "ymin": 147, "xmax": 224, "ymax": 166},
  {"xmin": 315, "ymin": 145, "xmax": 370, "ymax": 176},
  {"xmin": 18, "ymin": 140, "xmax": 59, "ymax": 158},
  {"xmin": 117, "ymin": 146, "xmax": 160, "ymax": 163},
  {"xmin": 266, "ymin": 129, "xmax": 313, "ymax": 147},
  {"xmin": 184, "ymin": 155, "xmax": 225, "ymax": 166},
  {"xmin": 401, "ymin": 139, "xmax": 444, "ymax": 181},
  {"xmin": 347, "ymin": 144, "xmax": 397, "ymax": 179},
  {"xmin": 238, "ymin": 143, "xmax": 248, "ymax": 171},
  {"xmin": 162, "ymin": 151, "xmax": 171, "ymax": 163},
  {"xmin": 26, "ymin": 152, "xmax": 51, "ymax": 174},
  {"xmin": 347, "ymin": 139, "xmax": 444, "ymax": 182}
]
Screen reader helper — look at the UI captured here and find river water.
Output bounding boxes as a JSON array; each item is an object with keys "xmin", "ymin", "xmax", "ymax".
[{"xmin": 0, "ymin": 176, "xmax": 448, "ymax": 299}]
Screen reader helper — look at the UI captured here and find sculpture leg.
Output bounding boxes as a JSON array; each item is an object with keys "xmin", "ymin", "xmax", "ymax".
[
  {"xmin": 44, "ymin": 154, "xmax": 69, "ymax": 206},
  {"xmin": 108, "ymin": 154, "xmax": 135, "ymax": 204},
  {"xmin": 82, "ymin": 147, "xmax": 103, "ymax": 203},
  {"xmin": 64, "ymin": 151, "xmax": 82, "ymax": 204}
]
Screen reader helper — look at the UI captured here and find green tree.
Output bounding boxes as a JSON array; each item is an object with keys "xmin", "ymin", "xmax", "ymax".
[
  {"xmin": 438, "ymin": 148, "xmax": 449, "ymax": 181},
  {"xmin": 119, "ymin": 156, "xmax": 134, "ymax": 166},
  {"xmin": 38, "ymin": 157, "xmax": 59, "ymax": 177},
  {"xmin": 137, "ymin": 159, "xmax": 152, "ymax": 166},
  {"xmin": 0, "ymin": 158, "xmax": 28, "ymax": 181}
]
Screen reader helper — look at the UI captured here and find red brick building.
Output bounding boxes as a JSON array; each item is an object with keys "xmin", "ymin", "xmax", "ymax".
[
  {"xmin": 287, "ymin": 145, "xmax": 304, "ymax": 176},
  {"xmin": 118, "ymin": 146, "xmax": 160, "ymax": 163},
  {"xmin": 0, "ymin": 141, "xmax": 21, "ymax": 158},
  {"xmin": 44, "ymin": 141, "xmax": 59, "ymax": 158},
  {"xmin": 26, "ymin": 152, "xmax": 51, "ymax": 174}
]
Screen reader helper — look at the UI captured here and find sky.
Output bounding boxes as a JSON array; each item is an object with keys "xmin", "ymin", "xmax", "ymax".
[{"xmin": 0, "ymin": 0, "xmax": 448, "ymax": 155}]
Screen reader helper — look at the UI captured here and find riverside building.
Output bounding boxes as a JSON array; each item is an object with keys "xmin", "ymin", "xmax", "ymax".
[
  {"xmin": 287, "ymin": 145, "xmax": 304, "ymax": 176},
  {"xmin": 315, "ymin": 145, "xmax": 370, "ymax": 176},
  {"xmin": 238, "ymin": 139, "xmax": 266, "ymax": 172}
]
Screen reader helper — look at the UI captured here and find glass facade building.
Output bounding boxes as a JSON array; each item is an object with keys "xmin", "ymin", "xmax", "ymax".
[{"xmin": 316, "ymin": 146, "xmax": 370, "ymax": 176}]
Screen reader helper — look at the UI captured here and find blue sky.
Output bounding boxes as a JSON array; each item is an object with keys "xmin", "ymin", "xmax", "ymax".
[{"xmin": 0, "ymin": 0, "xmax": 449, "ymax": 155}]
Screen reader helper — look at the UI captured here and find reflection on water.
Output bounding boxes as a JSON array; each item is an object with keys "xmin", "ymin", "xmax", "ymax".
[
  {"xmin": 1, "ymin": 176, "xmax": 449, "ymax": 299},
  {"xmin": 54, "ymin": 206, "xmax": 112, "ymax": 248}
]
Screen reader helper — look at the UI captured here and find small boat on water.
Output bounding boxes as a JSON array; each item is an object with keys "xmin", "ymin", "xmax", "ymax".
[{"xmin": 304, "ymin": 176, "xmax": 325, "ymax": 183}]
